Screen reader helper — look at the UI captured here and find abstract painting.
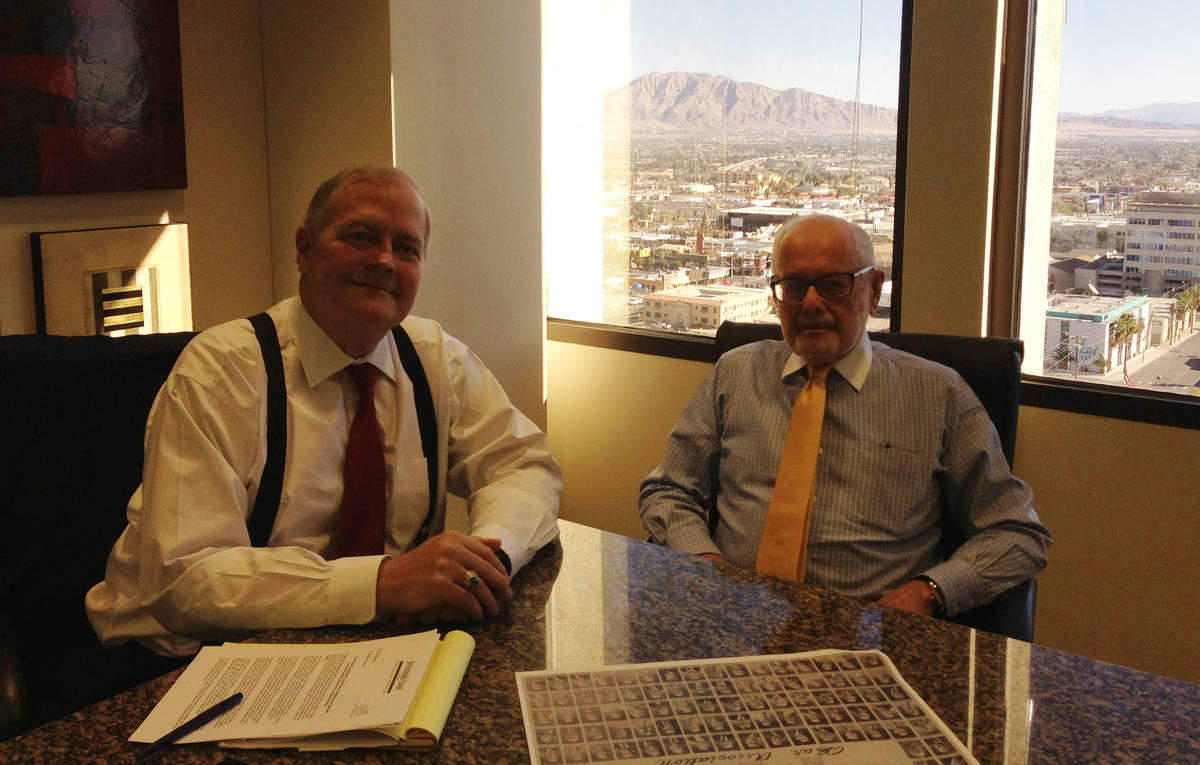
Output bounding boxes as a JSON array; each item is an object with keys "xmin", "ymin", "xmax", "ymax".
[{"xmin": 0, "ymin": 0, "xmax": 187, "ymax": 196}]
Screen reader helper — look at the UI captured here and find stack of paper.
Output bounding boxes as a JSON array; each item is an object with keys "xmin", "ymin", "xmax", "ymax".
[{"xmin": 131, "ymin": 630, "xmax": 474, "ymax": 752}]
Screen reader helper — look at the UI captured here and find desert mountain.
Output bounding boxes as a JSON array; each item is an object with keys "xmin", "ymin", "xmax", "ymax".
[
  {"xmin": 608, "ymin": 72, "xmax": 1200, "ymax": 139},
  {"xmin": 607, "ymin": 72, "xmax": 898, "ymax": 136}
]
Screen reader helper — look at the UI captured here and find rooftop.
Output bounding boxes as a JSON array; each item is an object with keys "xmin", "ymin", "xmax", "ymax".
[{"xmin": 1046, "ymin": 293, "xmax": 1149, "ymax": 321}]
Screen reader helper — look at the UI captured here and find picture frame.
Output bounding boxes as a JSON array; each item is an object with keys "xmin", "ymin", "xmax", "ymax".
[{"xmin": 32, "ymin": 223, "xmax": 192, "ymax": 336}]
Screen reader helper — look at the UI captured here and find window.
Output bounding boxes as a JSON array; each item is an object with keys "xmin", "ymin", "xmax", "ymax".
[
  {"xmin": 1017, "ymin": 0, "xmax": 1200, "ymax": 411},
  {"xmin": 543, "ymin": 0, "xmax": 905, "ymax": 342}
]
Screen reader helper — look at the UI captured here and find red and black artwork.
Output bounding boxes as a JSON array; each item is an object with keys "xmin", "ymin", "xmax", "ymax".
[{"xmin": 0, "ymin": 0, "xmax": 186, "ymax": 197}]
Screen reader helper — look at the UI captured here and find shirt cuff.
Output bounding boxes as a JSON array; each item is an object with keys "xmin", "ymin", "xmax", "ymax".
[
  {"xmin": 920, "ymin": 557, "xmax": 982, "ymax": 617},
  {"xmin": 472, "ymin": 523, "xmax": 529, "ymax": 573},
  {"xmin": 328, "ymin": 554, "xmax": 388, "ymax": 624},
  {"xmin": 664, "ymin": 520, "xmax": 723, "ymax": 559}
]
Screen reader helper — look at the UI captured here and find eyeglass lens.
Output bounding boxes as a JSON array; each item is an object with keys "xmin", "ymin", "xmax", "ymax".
[{"xmin": 774, "ymin": 275, "xmax": 853, "ymax": 301}]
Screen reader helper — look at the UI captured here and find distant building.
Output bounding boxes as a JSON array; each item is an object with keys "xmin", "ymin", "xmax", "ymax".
[
  {"xmin": 643, "ymin": 285, "xmax": 771, "ymax": 331},
  {"xmin": 1071, "ymin": 252, "xmax": 1126, "ymax": 296},
  {"xmin": 630, "ymin": 266, "xmax": 731, "ymax": 295},
  {"xmin": 1124, "ymin": 193, "xmax": 1200, "ymax": 295},
  {"xmin": 1147, "ymin": 297, "xmax": 1188, "ymax": 346},
  {"xmin": 1043, "ymin": 294, "xmax": 1151, "ymax": 373},
  {"xmin": 1049, "ymin": 216, "xmax": 1126, "ymax": 253},
  {"xmin": 719, "ymin": 205, "xmax": 856, "ymax": 234},
  {"xmin": 1048, "ymin": 250, "xmax": 1104, "ymax": 293}
]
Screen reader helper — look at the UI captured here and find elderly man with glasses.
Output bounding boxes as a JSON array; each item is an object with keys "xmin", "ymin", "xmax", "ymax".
[{"xmin": 639, "ymin": 214, "xmax": 1049, "ymax": 618}]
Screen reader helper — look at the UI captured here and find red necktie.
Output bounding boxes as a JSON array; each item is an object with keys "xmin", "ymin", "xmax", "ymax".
[{"xmin": 336, "ymin": 363, "xmax": 386, "ymax": 556}]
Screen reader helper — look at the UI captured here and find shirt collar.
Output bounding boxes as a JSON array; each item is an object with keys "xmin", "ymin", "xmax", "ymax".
[
  {"xmin": 288, "ymin": 297, "xmax": 398, "ymax": 388},
  {"xmin": 780, "ymin": 327, "xmax": 873, "ymax": 391}
]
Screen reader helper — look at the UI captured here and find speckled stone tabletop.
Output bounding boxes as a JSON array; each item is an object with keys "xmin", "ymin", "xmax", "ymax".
[{"xmin": 2, "ymin": 520, "xmax": 1198, "ymax": 763}]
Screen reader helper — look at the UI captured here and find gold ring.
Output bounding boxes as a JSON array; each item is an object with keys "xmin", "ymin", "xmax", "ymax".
[{"xmin": 462, "ymin": 570, "xmax": 480, "ymax": 588}]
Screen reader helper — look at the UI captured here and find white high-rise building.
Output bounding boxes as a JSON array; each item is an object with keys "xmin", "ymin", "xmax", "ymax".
[{"xmin": 1123, "ymin": 193, "xmax": 1200, "ymax": 295}]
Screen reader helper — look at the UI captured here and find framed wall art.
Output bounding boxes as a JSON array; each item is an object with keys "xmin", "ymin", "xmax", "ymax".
[{"xmin": 32, "ymin": 222, "xmax": 192, "ymax": 336}]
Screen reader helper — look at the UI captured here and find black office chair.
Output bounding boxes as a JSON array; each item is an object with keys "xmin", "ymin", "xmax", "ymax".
[
  {"xmin": 0, "ymin": 331, "xmax": 197, "ymax": 739},
  {"xmin": 712, "ymin": 321, "xmax": 1037, "ymax": 642}
]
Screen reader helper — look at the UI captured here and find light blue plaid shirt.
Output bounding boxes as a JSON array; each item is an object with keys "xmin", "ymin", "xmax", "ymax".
[{"xmin": 639, "ymin": 333, "xmax": 1051, "ymax": 616}]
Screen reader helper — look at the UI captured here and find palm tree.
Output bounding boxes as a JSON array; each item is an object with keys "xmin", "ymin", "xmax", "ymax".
[
  {"xmin": 1109, "ymin": 312, "xmax": 1137, "ymax": 366},
  {"xmin": 1179, "ymin": 283, "xmax": 1200, "ymax": 332}
]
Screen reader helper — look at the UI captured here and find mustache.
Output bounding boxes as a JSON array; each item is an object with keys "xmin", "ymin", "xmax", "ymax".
[
  {"xmin": 351, "ymin": 270, "xmax": 399, "ymax": 295},
  {"xmin": 790, "ymin": 311, "xmax": 837, "ymax": 331}
]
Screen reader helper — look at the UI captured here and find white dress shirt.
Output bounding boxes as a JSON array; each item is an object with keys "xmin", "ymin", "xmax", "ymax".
[{"xmin": 86, "ymin": 297, "xmax": 561, "ymax": 656}]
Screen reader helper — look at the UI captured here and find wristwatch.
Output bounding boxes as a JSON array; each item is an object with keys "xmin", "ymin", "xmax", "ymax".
[{"xmin": 915, "ymin": 575, "xmax": 946, "ymax": 616}]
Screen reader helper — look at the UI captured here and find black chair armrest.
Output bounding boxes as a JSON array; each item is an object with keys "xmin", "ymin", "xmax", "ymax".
[{"xmin": 951, "ymin": 578, "xmax": 1037, "ymax": 642}]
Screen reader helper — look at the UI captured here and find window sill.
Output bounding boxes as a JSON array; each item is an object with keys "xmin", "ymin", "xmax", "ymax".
[
  {"xmin": 1020, "ymin": 375, "xmax": 1200, "ymax": 430},
  {"xmin": 547, "ymin": 318, "xmax": 714, "ymax": 363},
  {"xmin": 548, "ymin": 317, "xmax": 1200, "ymax": 431}
]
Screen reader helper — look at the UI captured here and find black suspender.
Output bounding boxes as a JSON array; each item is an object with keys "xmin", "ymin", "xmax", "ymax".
[
  {"xmin": 248, "ymin": 313, "xmax": 286, "ymax": 547},
  {"xmin": 389, "ymin": 325, "xmax": 440, "ymax": 541},
  {"xmin": 246, "ymin": 313, "xmax": 438, "ymax": 547}
]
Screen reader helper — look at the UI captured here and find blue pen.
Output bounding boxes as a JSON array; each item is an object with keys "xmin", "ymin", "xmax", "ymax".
[{"xmin": 136, "ymin": 691, "xmax": 243, "ymax": 760}]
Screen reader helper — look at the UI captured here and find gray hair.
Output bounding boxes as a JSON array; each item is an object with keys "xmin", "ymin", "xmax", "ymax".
[
  {"xmin": 771, "ymin": 213, "xmax": 875, "ymax": 272},
  {"xmin": 302, "ymin": 165, "xmax": 431, "ymax": 243}
]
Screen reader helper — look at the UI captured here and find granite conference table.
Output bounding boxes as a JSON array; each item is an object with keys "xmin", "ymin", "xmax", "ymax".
[{"xmin": 2, "ymin": 520, "xmax": 1198, "ymax": 763}]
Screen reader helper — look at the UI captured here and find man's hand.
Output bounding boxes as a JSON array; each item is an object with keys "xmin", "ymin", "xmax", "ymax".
[
  {"xmin": 375, "ymin": 531, "xmax": 513, "ymax": 624},
  {"xmin": 874, "ymin": 579, "xmax": 938, "ymax": 617}
]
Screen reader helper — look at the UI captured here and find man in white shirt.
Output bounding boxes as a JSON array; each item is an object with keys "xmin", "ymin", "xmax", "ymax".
[{"xmin": 86, "ymin": 166, "xmax": 561, "ymax": 657}]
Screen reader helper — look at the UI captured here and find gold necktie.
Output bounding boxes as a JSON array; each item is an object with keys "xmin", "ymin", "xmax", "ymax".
[{"xmin": 756, "ymin": 365, "xmax": 829, "ymax": 580}]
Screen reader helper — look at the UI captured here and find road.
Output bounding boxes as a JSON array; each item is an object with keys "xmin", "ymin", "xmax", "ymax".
[{"xmin": 1128, "ymin": 328, "xmax": 1200, "ymax": 395}]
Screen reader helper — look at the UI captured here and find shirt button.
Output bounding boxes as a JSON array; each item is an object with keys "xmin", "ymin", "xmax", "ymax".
[{"xmin": 817, "ymin": 447, "xmax": 823, "ymax": 455}]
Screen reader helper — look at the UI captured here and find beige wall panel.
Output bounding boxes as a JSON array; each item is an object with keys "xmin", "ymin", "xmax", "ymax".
[
  {"xmin": 547, "ymin": 341, "xmax": 710, "ymax": 539},
  {"xmin": 260, "ymin": 0, "xmax": 393, "ymax": 303},
  {"xmin": 1016, "ymin": 405, "xmax": 1200, "ymax": 684},
  {"xmin": 389, "ymin": 0, "xmax": 546, "ymax": 426}
]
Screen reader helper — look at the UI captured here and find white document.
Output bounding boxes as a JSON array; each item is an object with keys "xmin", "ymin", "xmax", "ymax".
[{"xmin": 130, "ymin": 630, "xmax": 442, "ymax": 749}]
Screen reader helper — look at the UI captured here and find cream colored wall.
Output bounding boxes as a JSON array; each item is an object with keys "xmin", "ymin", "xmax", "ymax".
[
  {"xmin": 547, "ymin": 341, "xmax": 710, "ymax": 539},
  {"xmin": 0, "ymin": 0, "xmax": 273, "ymax": 334},
  {"xmin": 259, "ymin": 0, "xmax": 394, "ymax": 304},
  {"xmin": 388, "ymin": 0, "xmax": 547, "ymax": 427},
  {"xmin": 1015, "ymin": 408, "xmax": 1200, "ymax": 683}
]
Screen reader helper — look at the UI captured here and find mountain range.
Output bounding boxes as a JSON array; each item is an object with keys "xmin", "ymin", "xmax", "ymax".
[
  {"xmin": 1065, "ymin": 102, "xmax": 1200, "ymax": 125},
  {"xmin": 611, "ymin": 72, "xmax": 1200, "ymax": 137},
  {"xmin": 607, "ymin": 72, "xmax": 897, "ymax": 136}
]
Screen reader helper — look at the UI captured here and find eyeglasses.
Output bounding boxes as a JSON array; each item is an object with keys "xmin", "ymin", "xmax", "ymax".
[{"xmin": 769, "ymin": 265, "xmax": 876, "ymax": 302}]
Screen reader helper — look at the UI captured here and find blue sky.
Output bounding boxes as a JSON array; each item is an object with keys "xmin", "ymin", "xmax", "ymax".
[
  {"xmin": 630, "ymin": 0, "xmax": 902, "ymax": 108},
  {"xmin": 629, "ymin": 0, "xmax": 1200, "ymax": 115},
  {"xmin": 1059, "ymin": 0, "xmax": 1200, "ymax": 113}
]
